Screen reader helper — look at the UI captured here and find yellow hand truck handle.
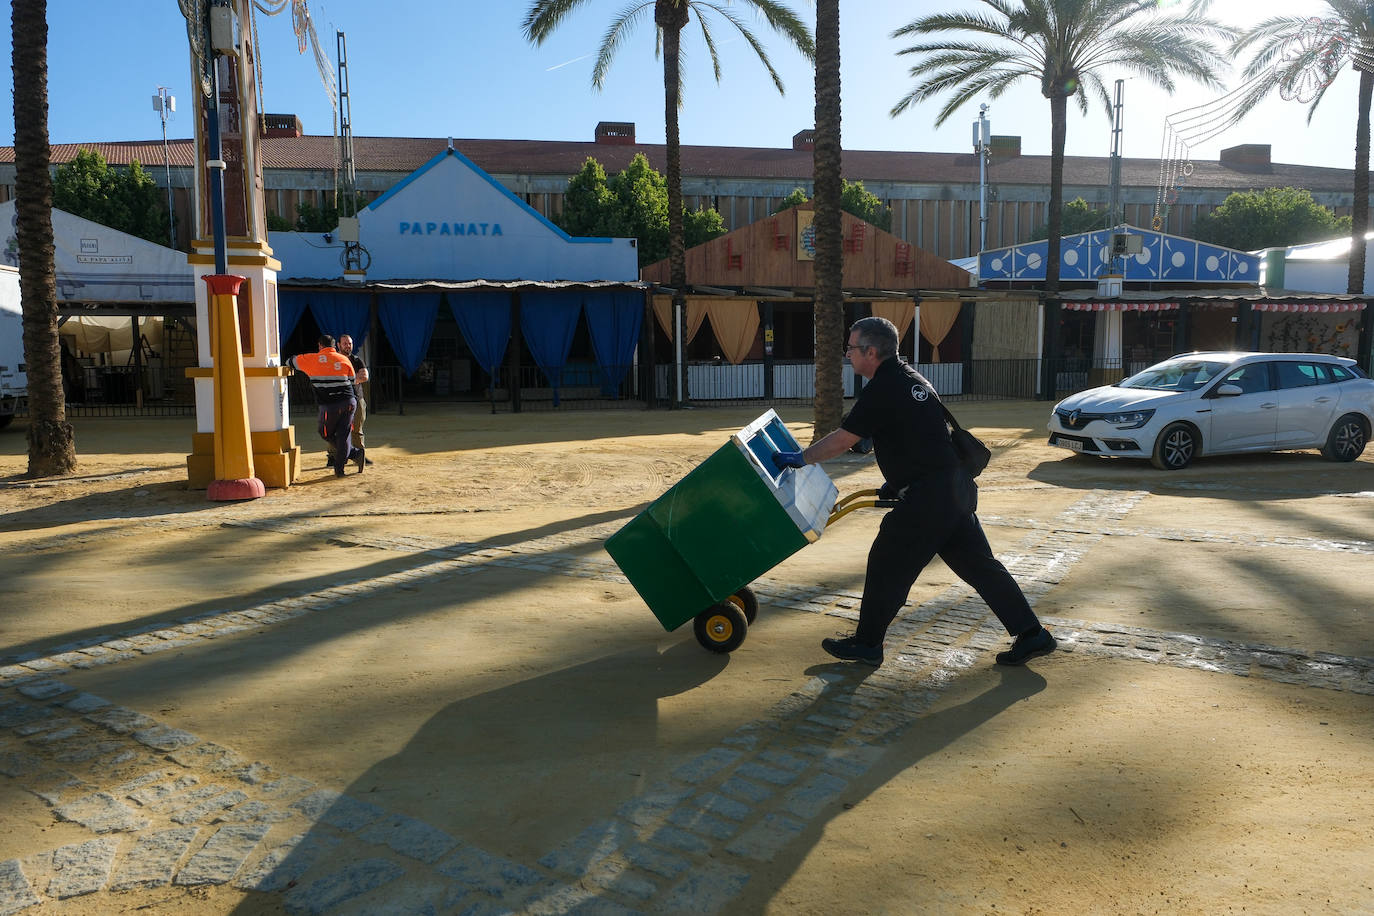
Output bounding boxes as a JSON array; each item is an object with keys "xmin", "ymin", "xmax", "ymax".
[{"xmin": 826, "ymin": 489, "xmax": 899, "ymax": 526}]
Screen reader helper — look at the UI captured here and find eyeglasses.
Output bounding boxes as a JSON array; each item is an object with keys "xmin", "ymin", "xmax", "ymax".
[{"xmin": 843, "ymin": 343, "xmax": 864, "ymax": 355}]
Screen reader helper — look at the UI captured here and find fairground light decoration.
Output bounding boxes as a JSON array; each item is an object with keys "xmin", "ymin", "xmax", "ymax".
[{"xmin": 1153, "ymin": 13, "xmax": 1374, "ymax": 232}]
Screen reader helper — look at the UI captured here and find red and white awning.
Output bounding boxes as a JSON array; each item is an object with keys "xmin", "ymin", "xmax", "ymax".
[
  {"xmin": 1251, "ymin": 302, "xmax": 1367, "ymax": 313},
  {"xmin": 1063, "ymin": 302, "xmax": 1179, "ymax": 312}
]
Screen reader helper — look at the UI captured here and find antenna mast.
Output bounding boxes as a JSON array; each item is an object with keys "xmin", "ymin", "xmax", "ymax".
[
  {"xmin": 336, "ymin": 30, "xmax": 365, "ymax": 277},
  {"xmin": 1108, "ymin": 80, "xmax": 1124, "ymax": 229},
  {"xmin": 973, "ymin": 104, "xmax": 991, "ymax": 252}
]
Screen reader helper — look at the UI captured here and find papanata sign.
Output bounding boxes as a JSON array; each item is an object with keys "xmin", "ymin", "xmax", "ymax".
[{"xmin": 398, "ymin": 221, "xmax": 504, "ymax": 237}]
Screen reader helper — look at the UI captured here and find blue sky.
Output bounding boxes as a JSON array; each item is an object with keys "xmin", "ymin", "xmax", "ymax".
[{"xmin": 0, "ymin": 0, "xmax": 1359, "ymax": 172}]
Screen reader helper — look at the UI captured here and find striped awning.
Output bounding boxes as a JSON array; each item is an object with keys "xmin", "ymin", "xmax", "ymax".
[
  {"xmin": 1063, "ymin": 302, "xmax": 1179, "ymax": 312},
  {"xmin": 1251, "ymin": 302, "xmax": 1367, "ymax": 313}
]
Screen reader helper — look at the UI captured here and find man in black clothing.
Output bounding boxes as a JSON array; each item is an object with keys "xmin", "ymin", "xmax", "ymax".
[{"xmin": 772, "ymin": 316, "xmax": 1055, "ymax": 668}]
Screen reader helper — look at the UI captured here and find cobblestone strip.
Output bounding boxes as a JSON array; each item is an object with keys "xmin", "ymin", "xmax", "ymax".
[
  {"xmin": 3, "ymin": 489, "xmax": 1371, "ymax": 913},
  {"xmin": 977, "ymin": 514, "xmax": 1374, "ymax": 556},
  {"xmin": 0, "ymin": 683, "xmax": 612, "ymax": 914},
  {"xmin": 0, "ymin": 491, "xmax": 1116, "ymax": 913}
]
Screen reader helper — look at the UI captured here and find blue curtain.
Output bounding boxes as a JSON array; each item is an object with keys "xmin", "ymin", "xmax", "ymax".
[
  {"xmin": 377, "ymin": 292, "xmax": 440, "ymax": 377},
  {"xmin": 309, "ymin": 292, "xmax": 372, "ymax": 347},
  {"xmin": 520, "ymin": 291, "xmax": 582, "ymax": 406},
  {"xmin": 277, "ymin": 289, "xmax": 311, "ymax": 349},
  {"xmin": 450, "ymin": 292, "xmax": 511, "ymax": 393},
  {"xmin": 583, "ymin": 290, "xmax": 642, "ymax": 397}
]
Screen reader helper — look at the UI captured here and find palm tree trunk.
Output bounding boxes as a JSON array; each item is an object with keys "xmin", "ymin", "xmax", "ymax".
[
  {"xmin": 811, "ymin": 0, "xmax": 843, "ymax": 439},
  {"xmin": 659, "ymin": 4, "xmax": 689, "ymax": 406},
  {"xmin": 1039, "ymin": 90, "xmax": 1068, "ymax": 400},
  {"xmin": 12, "ymin": 0, "xmax": 76, "ymax": 475},
  {"xmin": 1045, "ymin": 92, "xmax": 1067, "ymax": 297},
  {"xmin": 1348, "ymin": 69, "xmax": 1372, "ymax": 296}
]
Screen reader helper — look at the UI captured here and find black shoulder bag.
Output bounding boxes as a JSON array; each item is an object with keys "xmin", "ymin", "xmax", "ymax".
[{"xmin": 936, "ymin": 399, "xmax": 991, "ymax": 478}]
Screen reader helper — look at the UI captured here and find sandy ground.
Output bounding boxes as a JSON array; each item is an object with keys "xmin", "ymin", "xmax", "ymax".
[{"xmin": 1, "ymin": 401, "xmax": 1372, "ymax": 915}]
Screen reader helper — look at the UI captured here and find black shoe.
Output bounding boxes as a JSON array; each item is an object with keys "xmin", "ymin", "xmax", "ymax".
[
  {"xmin": 821, "ymin": 635, "xmax": 883, "ymax": 667},
  {"xmin": 996, "ymin": 626, "xmax": 1057, "ymax": 666},
  {"xmin": 352, "ymin": 447, "xmax": 366, "ymax": 474},
  {"xmin": 333, "ymin": 461, "xmax": 346, "ymax": 478}
]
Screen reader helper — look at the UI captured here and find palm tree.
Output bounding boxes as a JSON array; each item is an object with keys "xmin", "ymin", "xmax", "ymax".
[
  {"xmin": 523, "ymin": 1, "xmax": 813, "ymax": 405},
  {"xmin": 812, "ymin": 0, "xmax": 843, "ymax": 437},
  {"xmin": 11, "ymin": 0, "xmax": 76, "ymax": 475},
  {"xmin": 889, "ymin": 0, "xmax": 1228, "ymax": 297},
  {"xmin": 1231, "ymin": 5, "xmax": 1374, "ymax": 295}
]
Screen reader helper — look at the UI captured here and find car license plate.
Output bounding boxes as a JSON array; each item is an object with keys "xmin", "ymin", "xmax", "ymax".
[{"xmin": 1062, "ymin": 437, "xmax": 1083, "ymax": 452}]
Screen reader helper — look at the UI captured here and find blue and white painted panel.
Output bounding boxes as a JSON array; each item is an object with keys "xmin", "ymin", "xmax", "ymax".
[
  {"xmin": 982, "ymin": 239, "xmax": 1048, "ymax": 280},
  {"xmin": 1158, "ymin": 234, "xmax": 1197, "ymax": 280},
  {"xmin": 979, "ymin": 225, "xmax": 1259, "ymax": 285},
  {"xmin": 1058, "ymin": 231, "xmax": 1089, "ymax": 280}
]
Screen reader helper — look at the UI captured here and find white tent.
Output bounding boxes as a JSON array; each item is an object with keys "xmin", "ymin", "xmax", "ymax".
[{"xmin": 0, "ymin": 200, "xmax": 193, "ymax": 305}]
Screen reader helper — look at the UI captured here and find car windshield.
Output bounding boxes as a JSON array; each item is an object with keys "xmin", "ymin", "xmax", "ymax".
[{"xmin": 1119, "ymin": 359, "xmax": 1231, "ymax": 392}]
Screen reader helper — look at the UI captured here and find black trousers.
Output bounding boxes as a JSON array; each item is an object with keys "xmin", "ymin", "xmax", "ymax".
[
  {"xmin": 854, "ymin": 471, "xmax": 1038, "ymax": 646},
  {"xmin": 317, "ymin": 398, "xmax": 357, "ymax": 469}
]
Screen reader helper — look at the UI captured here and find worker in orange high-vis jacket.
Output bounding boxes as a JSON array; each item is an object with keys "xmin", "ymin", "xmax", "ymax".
[{"xmin": 288, "ymin": 334, "xmax": 365, "ymax": 477}]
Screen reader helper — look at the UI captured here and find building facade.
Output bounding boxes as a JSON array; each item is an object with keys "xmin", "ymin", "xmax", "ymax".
[{"xmin": 1, "ymin": 120, "xmax": 1366, "ymax": 262}]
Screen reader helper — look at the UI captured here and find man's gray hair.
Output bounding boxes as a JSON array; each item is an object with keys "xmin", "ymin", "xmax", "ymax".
[{"xmin": 850, "ymin": 316, "xmax": 899, "ymax": 359}]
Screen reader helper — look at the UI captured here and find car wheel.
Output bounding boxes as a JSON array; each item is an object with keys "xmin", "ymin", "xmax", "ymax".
[
  {"xmin": 1320, "ymin": 413, "xmax": 1368, "ymax": 462},
  {"xmin": 1151, "ymin": 422, "xmax": 1197, "ymax": 470}
]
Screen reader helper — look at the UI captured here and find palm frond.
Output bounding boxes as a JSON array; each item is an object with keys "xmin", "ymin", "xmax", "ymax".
[
  {"xmin": 592, "ymin": 3, "xmax": 654, "ymax": 89},
  {"xmin": 727, "ymin": 0, "xmax": 815, "ymax": 58},
  {"xmin": 1231, "ymin": 16, "xmax": 1321, "ymax": 60},
  {"xmin": 523, "ymin": 0, "xmax": 595, "ymax": 44},
  {"xmin": 693, "ymin": 12, "xmax": 725, "ymax": 84},
  {"xmin": 893, "ymin": 11, "xmax": 1017, "ymax": 43},
  {"xmin": 892, "ymin": 65, "xmax": 1036, "ymax": 122},
  {"xmin": 1080, "ymin": 69, "xmax": 1114, "ymax": 121},
  {"xmin": 695, "ymin": 2, "xmax": 788, "ymax": 92}
]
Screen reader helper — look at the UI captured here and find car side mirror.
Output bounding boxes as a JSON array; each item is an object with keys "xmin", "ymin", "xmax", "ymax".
[{"xmin": 1215, "ymin": 383, "xmax": 1243, "ymax": 397}]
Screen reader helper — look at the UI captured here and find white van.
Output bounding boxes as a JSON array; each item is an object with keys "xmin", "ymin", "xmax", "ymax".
[{"xmin": 0, "ymin": 265, "xmax": 27, "ymax": 429}]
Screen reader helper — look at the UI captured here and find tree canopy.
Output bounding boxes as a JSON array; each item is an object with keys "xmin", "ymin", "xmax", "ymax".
[
  {"xmin": 268, "ymin": 193, "xmax": 372, "ymax": 233},
  {"xmin": 1190, "ymin": 188, "xmax": 1351, "ymax": 252},
  {"xmin": 52, "ymin": 149, "xmax": 169, "ymax": 246},
  {"xmin": 559, "ymin": 154, "xmax": 725, "ymax": 267},
  {"xmin": 1027, "ymin": 197, "xmax": 1109, "ymax": 241},
  {"xmin": 1231, "ymin": 5, "xmax": 1374, "ymax": 292},
  {"xmin": 773, "ymin": 181, "xmax": 892, "ymax": 232},
  {"xmin": 890, "ymin": 0, "xmax": 1228, "ymax": 294}
]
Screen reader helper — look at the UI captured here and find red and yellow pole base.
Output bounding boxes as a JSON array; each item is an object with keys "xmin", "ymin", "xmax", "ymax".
[{"xmin": 203, "ymin": 275, "xmax": 265, "ymax": 501}]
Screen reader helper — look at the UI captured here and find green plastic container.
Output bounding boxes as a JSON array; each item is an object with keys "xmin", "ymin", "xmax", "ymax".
[{"xmin": 606, "ymin": 410, "xmax": 838, "ymax": 632}]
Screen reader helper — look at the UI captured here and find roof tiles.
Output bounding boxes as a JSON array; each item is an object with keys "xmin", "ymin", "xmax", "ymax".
[{"xmin": 0, "ymin": 134, "xmax": 1357, "ymax": 193}]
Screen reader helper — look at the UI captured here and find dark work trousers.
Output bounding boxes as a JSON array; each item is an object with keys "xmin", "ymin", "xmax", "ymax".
[
  {"xmin": 318, "ymin": 398, "xmax": 357, "ymax": 471},
  {"xmin": 325, "ymin": 395, "xmax": 366, "ymax": 461},
  {"xmin": 855, "ymin": 469, "xmax": 1039, "ymax": 647}
]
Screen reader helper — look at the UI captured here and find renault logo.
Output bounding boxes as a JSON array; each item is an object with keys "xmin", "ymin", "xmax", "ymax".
[{"xmin": 1069, "ymin": 409, "xmax": 1081, "ymax": 426}]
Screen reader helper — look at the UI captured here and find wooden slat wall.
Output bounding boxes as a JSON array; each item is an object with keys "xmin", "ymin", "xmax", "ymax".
[{"xmin": 642, "ymin": 205, "xmax": 972, "ymax": 290}]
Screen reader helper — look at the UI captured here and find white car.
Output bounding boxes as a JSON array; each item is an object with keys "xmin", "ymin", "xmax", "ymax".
[{"xmin": 1048, "ymin": 352, "xmax": 1373, "ymax": 470}]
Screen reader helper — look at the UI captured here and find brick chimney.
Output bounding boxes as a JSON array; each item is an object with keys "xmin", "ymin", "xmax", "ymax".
[
  {"xmin": 792, "ymin": 129, "xmax": 815, "ymax": 151},
  {"xmin": 261, "ymin": 114, "xmax": 302, "ymax": 138},
  {"xmin": 595, "ymin": 121, "xmax": 636, "ymax": 145},
  {"xmin": 1220, "ymin": 144, "xmax": 1272, "ymax": 172}
]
